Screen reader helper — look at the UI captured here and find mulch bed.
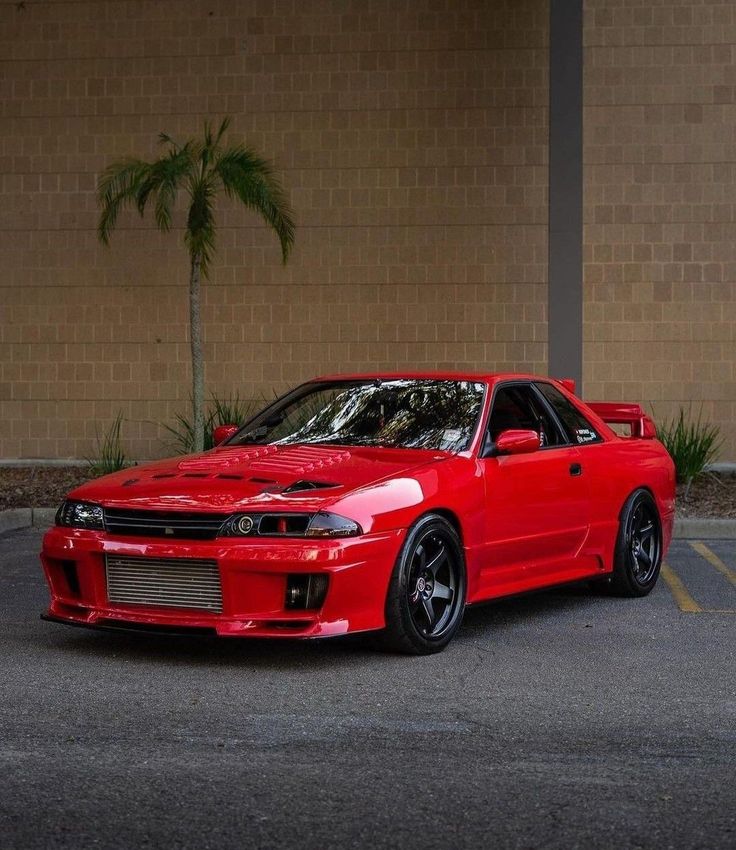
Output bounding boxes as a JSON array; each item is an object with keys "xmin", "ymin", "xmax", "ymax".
[
  {"xmin": 675, "ymin": 472, "xmax": 736, "ymax": 519},
  {"xmin": 1, "ymin": 464, "xmax": 735, "ymax": 519},
  {"xmin": 0, "ymin": 466, "xmax": 93, "ymax": 512}
]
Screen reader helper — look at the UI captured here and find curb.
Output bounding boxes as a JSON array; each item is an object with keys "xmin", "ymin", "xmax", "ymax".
[
  {"xmin": 1, "ymin": 508, "xmax": 735, "ymax": 540},
  {"xmin": 673, "ymin": 518, "xmax": 736, "ymax": 540},
  {"xmin": 0, "ymin": 508, "xmax": 57, "ymax": 536}
]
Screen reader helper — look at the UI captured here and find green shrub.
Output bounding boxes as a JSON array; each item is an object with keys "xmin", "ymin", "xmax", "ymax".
[
  {"xmin": 164, "ymin": 393, "xmax": 258, "ymax": 454},
  {"xmin": 87, "ymin": 412, "xmax": 130, "ymax": 476},
  {"xmin": 657, "ymin": 407, "xmax": 722, "ymax": 496}
]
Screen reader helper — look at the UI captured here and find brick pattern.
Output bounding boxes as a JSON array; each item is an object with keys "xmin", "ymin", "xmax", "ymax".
[
  {"xmin": 584, "ymin": 0, "xmax": 736, "ymax": 458},
  {"xmin": 0, "ymin": 0, "xmax": 548, "ymax": 459}
]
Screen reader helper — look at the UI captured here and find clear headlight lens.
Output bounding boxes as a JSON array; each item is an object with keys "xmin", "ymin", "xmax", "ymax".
[
  {"xmin": 56, "ymin": 500, "xmax": 105, "ymax": 530},
  {"xmin": 219, "ymin": 511, "xmax": 362, "ymax": 538}
]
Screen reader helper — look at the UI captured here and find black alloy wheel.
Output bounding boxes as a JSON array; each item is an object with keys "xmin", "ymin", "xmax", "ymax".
[
  {"xmin": 610, "ymin": 489, "xmax": 663, "ymax": 597},
  {"xmin": 381, "ymin": 514, "xmax": 466, "ymax": 654}
]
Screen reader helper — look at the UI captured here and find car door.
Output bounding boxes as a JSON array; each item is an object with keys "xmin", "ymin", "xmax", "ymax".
[{"xmin": 477, "ymin": 382, "xmax": 591, "ymax": 597}]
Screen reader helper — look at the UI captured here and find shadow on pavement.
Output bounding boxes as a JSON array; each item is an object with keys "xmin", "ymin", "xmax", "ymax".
[{"xmin": 36, "ymin": 582, "xmax": 605, "ymax": 669}]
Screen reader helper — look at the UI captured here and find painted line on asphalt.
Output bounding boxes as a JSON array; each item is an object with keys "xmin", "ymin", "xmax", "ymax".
[
  {"xmin": 690, "ymin": 541, "xmax": 736, "ymax": 589},
  {"xmin": 660, "ymin": 563, "xmax": 703, "ymax": 613}
]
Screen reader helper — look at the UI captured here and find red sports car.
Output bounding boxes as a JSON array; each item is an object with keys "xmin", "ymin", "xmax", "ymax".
[{"xmin": 41, "ymin": 373, "xmax": 675, "ymax": 654}]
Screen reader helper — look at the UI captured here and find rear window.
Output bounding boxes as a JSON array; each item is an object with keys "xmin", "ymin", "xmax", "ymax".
[{"xmin": 535, "ymin": 383, "xmax": 602, "ymax": 445}]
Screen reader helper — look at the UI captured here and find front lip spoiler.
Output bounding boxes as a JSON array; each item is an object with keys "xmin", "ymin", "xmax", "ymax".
[{"xmin": 40, "ymin": 613, "xmax": 218, "ymax": 638}]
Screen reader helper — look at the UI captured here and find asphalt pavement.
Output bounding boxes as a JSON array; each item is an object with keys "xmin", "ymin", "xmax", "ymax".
[{"xmin": 1, "ymin": 529, "xmax": 734, "ymax": 849}]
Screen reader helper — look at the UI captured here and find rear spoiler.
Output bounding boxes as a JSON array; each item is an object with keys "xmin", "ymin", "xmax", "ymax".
[{"xmin": 586, "ymin": 403, "xmax": 657, "ymax": 439}]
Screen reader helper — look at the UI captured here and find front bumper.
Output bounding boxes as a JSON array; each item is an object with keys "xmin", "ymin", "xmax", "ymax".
[{"xmin": 40, "ymin": 526, "xmax": 405, "ymax": 638}]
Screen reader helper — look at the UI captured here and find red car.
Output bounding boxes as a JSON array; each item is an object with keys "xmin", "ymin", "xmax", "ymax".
[{"xmin": 41, "ymin": 373, "xmax": 675, "ymax": 654}]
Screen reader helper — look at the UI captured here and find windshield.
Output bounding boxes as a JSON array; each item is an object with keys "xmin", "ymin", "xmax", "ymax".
[{"xmin": 229, "ymin": 379, "xmax": 486, "ymax": 452}]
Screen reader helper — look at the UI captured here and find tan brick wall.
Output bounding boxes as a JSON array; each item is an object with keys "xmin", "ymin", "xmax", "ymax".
[
  {"xmin": 0, "ymin": 0, "xmax": 549, "ymax": 460},
  {"xmin": 584, "ymin": 0, "xmax": 736, "ymax": 459}
]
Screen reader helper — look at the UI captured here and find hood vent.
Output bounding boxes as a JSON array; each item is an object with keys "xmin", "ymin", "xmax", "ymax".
[
  {"xmin": 177, "ymin": 446, "xmax": 278, "ymax": 471},
  {"xmin": 248, "ymin": 446, "xmax": 352, "ymax": 475},
  {"xmin": 283, "ymin": 479, "xmax": 340, "ymax": 494}
]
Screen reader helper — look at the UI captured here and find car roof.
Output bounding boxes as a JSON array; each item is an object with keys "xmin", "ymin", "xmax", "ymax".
[{"xmin": 310, "ymin": 371, "xmax": 557, "ymax": 385}]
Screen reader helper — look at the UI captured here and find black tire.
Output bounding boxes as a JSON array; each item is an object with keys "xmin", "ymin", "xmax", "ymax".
[
  {"xmin": 608, "ymin": 489, "xmax": 663, "ymax": 597},
  {"xmin": 379, "ymin": 514, "xmax": 467, "ymax": 654}
]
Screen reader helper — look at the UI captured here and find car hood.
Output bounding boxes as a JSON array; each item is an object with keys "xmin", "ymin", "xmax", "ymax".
[{"xmin": 69, "ymin": 444, "xmax": 453, "ymax": 513}]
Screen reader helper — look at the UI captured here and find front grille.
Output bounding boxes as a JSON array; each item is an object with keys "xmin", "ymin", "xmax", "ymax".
[
  {"xmin": 105, "ymin": 555, "xmax": 223, "ymax": 612},
  {"xmin": 104, "ymin": 508, "xmax": 228, "ymax": 540}
]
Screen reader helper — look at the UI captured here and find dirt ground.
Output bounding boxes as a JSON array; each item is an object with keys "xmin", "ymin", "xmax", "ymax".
[{"xmin": 1, "ymin": 464, "xmax": 734, "ymax": 519}]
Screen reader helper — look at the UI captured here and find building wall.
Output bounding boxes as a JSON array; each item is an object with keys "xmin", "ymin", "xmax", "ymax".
[
  {"xmin": 583, "ymin": 0, "xmax": 736, "ymax": 457},
  {"xmin": 0, "ymin": 0, "xmax": 549, "ymax": 459},
  {"xmin": 3, "ymin": 0, "xmax": 734, "ymax": 463}
]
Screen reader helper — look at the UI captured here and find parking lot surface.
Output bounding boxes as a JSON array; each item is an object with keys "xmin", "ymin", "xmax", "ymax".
[{"xmin": 1, "ymin": 529, "xmax": 734, "ymax": 849}]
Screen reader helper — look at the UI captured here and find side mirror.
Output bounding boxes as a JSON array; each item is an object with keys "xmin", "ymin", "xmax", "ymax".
[
  {"xmin": 493, "ymin": 429, "xmax": 540, "ymax": 456},
  {"xmin": 213, "ymin": 424, "xmax": 239, "ymax": 446}
]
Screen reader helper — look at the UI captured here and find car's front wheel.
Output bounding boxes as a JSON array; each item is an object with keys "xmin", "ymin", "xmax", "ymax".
[
  {"xmin": 380, "ymin": 514, "xmax": 466, "ymax": 654},
  {"xmin": 609, "ymin": 488, "xmax": 663, "ymax": 596}
]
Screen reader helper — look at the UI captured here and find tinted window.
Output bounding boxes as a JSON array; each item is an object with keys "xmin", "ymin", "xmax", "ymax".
[
  {"xmin": 488, "ymin": 385, "xmax": 565, "ymax": 448},
  {"xmin": 535, "ymin": 383, "xmax": 601, "ymax": 445}
]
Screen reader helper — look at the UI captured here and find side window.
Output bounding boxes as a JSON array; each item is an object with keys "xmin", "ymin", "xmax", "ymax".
[
  {"xmin": 535, "ymin": 383, "xmax": 602, "ymax": 445},
  {"xmin": 488, "ymin": 385, "xmax": 566, "ymax": 448}
]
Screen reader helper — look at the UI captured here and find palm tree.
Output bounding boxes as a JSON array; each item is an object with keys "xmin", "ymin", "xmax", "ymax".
[{"xmin": 97, "ymin": 117, "xmax": 295, "ymax": 452}]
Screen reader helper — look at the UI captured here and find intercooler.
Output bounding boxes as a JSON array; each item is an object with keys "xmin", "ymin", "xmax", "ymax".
[{"xmin": 105, "ymin": 555, "xmax": 223, "ymax": 613}]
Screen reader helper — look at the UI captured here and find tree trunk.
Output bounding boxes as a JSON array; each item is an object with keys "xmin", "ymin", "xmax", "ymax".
[{"xmin": 189, "ymin": 254, "xmax": 205, "ymax": 453}]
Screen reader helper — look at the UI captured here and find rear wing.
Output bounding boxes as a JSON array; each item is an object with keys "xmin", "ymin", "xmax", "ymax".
[{"xmin": 586, "ymin": 402, "xmax": 657, "ymax": 439}]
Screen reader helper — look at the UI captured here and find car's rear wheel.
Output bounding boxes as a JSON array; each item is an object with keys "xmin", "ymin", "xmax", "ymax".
[
  {"xmin": 380, "ymin": 514, "xmax": 466, "ymax": 654},
  {"xmin": 608, "ymin": 489, "xmax": 663, "ymax": 597}
]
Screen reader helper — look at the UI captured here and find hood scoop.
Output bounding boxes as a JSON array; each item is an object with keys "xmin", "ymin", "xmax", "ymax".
[{"xmin": 282, "ymin": 479, "xmax": 340, "ymax": 494}]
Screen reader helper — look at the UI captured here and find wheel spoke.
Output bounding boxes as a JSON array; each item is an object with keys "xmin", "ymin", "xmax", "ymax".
[
  {"xmin": 425, "ymin": 546, "xmax": 447, "ymax": 577},
  {"xmin": 414, "ymin": 543, "xmax": 427, "ymax": 571},
  {"xmin": 432, "ymin": 581, "xmax": 453, "ymax": 601},
  {"xmin": 638, "ymin": 549, "xmax": 652, "ymax": 569},
  {"xmin": 421, "ymin": 597, "xmax": 435, "ymax": 628},
  {"xmin": 640, "ymin": 530, "xmax": 655, "ymax": 546}
]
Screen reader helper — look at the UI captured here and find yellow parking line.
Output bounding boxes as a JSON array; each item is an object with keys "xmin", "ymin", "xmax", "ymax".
[
  {"xmin": 660, "ymin": 563, "xmax": 702, "ymax": 613},
  {"xmin": 690, "ymin": 542, "xmax": 736, "ymax": 589}
]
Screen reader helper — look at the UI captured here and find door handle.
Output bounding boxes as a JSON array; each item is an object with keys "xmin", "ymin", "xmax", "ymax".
[{"xmin": 569, "ymin": 463, "xmax": 582, "ymax": 476}]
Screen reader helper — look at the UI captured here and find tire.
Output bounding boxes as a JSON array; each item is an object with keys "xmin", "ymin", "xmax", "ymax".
[
  {"xmin": 608, "ymin": 489, "xmax": 663, "ymax": 597},
  {"xmin": 379, "ymin": 514, "xmax": 467, "ymax": 654}
]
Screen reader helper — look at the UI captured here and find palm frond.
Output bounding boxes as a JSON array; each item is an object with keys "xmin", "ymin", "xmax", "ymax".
[
  {"xmin": 214, "ymin": 116, "xmax": 231, "ymax": 145},
  {"xmin": 97, "ymin": 157, "xmax": 151, "ymax": 244},
  {"xmin": 214, "ymin": 145, "xmax": 295, "ymax": 262},
  {"xmin": 98, "ymin": 141, "xmax": 195, "ymax": 241},
  {"xmin": 138, "ymin": 144, "xmax": 195, "ymax": 230},
  {"xmin": 152, "ymin": 148, "xmax": 192, "ymax": 231},
  {"xmin": 158, "ymin": 131, "xmax": 180, "ymax": 149}
]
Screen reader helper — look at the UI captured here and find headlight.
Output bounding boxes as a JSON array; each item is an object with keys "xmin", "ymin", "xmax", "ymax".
[
  {"xmin": 219, "ymin": 511, "xmax": 362, "ymax": 538},
  {"xmin": 305, "ymin": 512, "xmax": 362, "ymax": 538},
  {"xmin": 56, "ymin": 500, "xmax": 105, "ymax": 531}
]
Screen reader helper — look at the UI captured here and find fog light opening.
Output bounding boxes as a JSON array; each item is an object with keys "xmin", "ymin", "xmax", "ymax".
[
  {"xmin": 61, "ymin": 560, "xmax": 81, "ymax": 598},
  {"xmin": 285, "ymin": 574, "xmax": 329, "ymax": 610}
]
